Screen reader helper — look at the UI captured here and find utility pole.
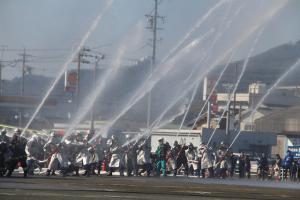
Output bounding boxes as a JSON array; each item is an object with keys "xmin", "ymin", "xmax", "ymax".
[
  {"xmin": 76, "ymin": 49, "xmax": 82, "ymax": 107},
  {"xmin": 76, "ymin": 47, "xmax": 91, "ymax": 107},
  {"xmin": 0, "ymin": 59, "xmax": 16, "ymax": 96},
  {"xmin": 90, "ymin": 53, "xmax": 105, "ymax": 130},
  {"xmin": 151, "ymin": 0, "xmax": 158, "ymax": 66},
  {"xmin": 18, "ymin": 48, "xmax": 32, "ymax": 127},
  {"xmin": 18, "ymin": 48, "xmax": 33, "ymax": 96},
  {"xmin": 21, "ymin": 48, "xmax": 26, "ymax": 97},
  {"xmin": 145, "ymin": 0, "xmax": 165, "ymax": 129},
  {"xmin": 73, "ymin": 47, "xmax": 103, "ymax": 130},
  {"xmin": 0, "ymin": 45, "xmax": 6, "ymax": 96}
]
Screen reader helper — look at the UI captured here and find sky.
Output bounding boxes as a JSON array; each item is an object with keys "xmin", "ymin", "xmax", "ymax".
[{"xmin": 0, "ymin": 0, "xmax": 300, "ymax": 80}]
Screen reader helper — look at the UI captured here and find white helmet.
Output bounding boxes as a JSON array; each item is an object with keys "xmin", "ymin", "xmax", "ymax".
[
  {"xmin": 88, "ymin": 147, "xmax": 94, "ymax": 152},
  {"xmin": 111, "ymin": 135, "xmax": 116, "ymax": 140},
  {"xmin": 50, "ymin": 131, "xmax": 56, "ymax": 137},
  {"xmin": 106, "ymin": 138, "xmax": 113, "ymax": 146}
]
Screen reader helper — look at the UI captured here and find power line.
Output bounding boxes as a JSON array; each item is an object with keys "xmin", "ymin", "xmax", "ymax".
[{"xmin": 3, "ymin": 43, "xmax": 113, "ymax": 52}]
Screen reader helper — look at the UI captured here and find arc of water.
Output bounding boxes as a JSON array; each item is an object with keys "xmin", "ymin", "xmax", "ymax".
[
  {"xmin": 123, "ymin": 101, "xmax": 188, "ymax": 148},
  {"xmin": 63, "ymin": 20, "xmax": 145, "ymax": 141},
  {"xmin": 63, "ymin": 47, "xmax": 126, "ymax": 140},
  {"xmin": 175, "ymin": 2, "xmax": 244, "ymax": 138},
  {"xmin": 21, "ymin": 0, "xmax": 114, "ymax": 136},
  {"xmin": 149, "ymin": 26, "xmax": 263, "ymax": 145},
  {"xmin": 109, "ymin": 10, "xmax": 226, "ymax": 138},
  {"xmin": 89, "ymin": 29, "xmax": 216, "ymax": 143},
  {"xmin": 150, "ymin": 53, "xmax": 231, "ymax": 140},
  {"xmin": 140, "ymin": 0, "xmax": 286, "ymax": 143},
  {"xmin": 126, "ymin": 0, "xmax": 232, "ymax": 127},
  {"xmin": 188, "ymin": 51, "xmax": 235, "ymax": 136},
  {"xmin": 91, "ymin": 0, "xmax": 288, "ymax": 143},
  {"xmin": 175, "ymin": 2, "xmax": 241, "ymax": 86},
  {"xmin": 150, "ymin": 1, "xmax": 255, "ymax": 134},
  {"xmin": 150, "ymin": 55, "xmax": 236, "ymax": 134},
  {"xmin": 160, "ymin": 0, "xmax": 231, "ymax": 63},
  {"xmin": 136, "ymin": 0, "xmax": 232, "ymax": 123},
  {"xmin": 228, "ymin": 57, "xmax": 300, "ymax": 150},
  {"xmin": 156, "ymin": 0, "xmax": 288, "ymax": 145},
  {"xmin": 118, "ymin": 1, "xmax": 233, "ymax": 146},
  {"xmin": 121, "ymin": 103, "xmax": 187, "ymax": 148},
  {"xmin": 206, "ymin": 27, "xmax": 265, "ymax": 146},
  {"xmin": 175, "ymin": 81, "xmax": 200, "ymax": 138},
  {"xmin": 150, "ymin": 82, "xmax": 193, "ymax": 130}
]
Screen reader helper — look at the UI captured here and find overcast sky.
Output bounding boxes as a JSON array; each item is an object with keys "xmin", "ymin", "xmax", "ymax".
[{"xmin": 0, "ymin": 0, "xmax": 300, "ymax": 80}]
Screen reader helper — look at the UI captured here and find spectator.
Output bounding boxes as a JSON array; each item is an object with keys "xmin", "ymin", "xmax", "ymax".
[
  {"xmin": 283, "ymin": 150, "xmax": 294, "ymax": 180},
  {"xmin": 274, "ymin": 154, "xmax": 282, "ymax": 181},
  {"xmin": 290, "ymin": 160, "xmax": 298, "ymax": 182},
  {"xmin": 238, "ymin": 152, "xmax": 245, "ymax": 178},
  {"xmin": 229, "ymin": 152, "xmax": 237, "ymax": 178},
  {"xmin": 257, "ymin": 153, "xmax": 269, "ymax": 180},
  {"xmin": 245, "ymin": 155, "xmax": 251, "ymax": 179}
]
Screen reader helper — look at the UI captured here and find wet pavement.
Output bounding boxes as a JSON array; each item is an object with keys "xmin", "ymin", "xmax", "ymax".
[{"xmin": 0, "ymin": 175, "xmax": 300, "ymax": 200}]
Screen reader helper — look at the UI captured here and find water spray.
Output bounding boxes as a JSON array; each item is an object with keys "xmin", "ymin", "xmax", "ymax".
[
  {"xmin": 160, "ymin": 0, "xmax": 231, "ymax": 63},
  {"xmin": 113, "ymin": 0, "xmax": 287, "ymax": 148},
  {"xmin": 228, "ymin": 57, "xmax": 300, "ymax": 150},
  {"xmin": 159, "ymin": 0, "xmax": 288, "ymax": 144},
  {"xmin": 206, "ymin": 27, "xmax": 265, "ymax": 146},
  {"xmin": 188, "ymin": 51, "xmax": 235, "ymax": 136},
  {"xmin": 21, "ymin": 0, "xmax": 114, "ymax": 136},
  {"xmin": 91, "ymin": 0, "xmax": 288, "ymax": 144},
  {"xmin": 175, "ymin": 3, "xmax": 244, "ymax": 138},
  {"xmin": 62, "ymin": 20, "xmax": 145, "ymax": 142},
  {"xmin": 89, "ymin": 29, "xmax": 215, "ymax": 143},
  {"xmin": 175, "ymin": 81, "xmax": 199, "ymax": 138}
]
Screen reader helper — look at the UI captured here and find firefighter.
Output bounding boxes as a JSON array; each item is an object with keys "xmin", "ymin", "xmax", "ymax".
[
  {"xmin": 136, "ymin": 137, "xmax": 151, "ymax": 177},
  {"xmin": 6, "ymin": 129, "xmax": 28, "ymax": 177},
  {"xmin": 0, "ymin": 141, "xmax": 8, "ymax": 176},
  {"xmin": 124, "ymin": 134, "xmax": 138, "ymax": 176},
  {"xmin": 0, "ymin": 129, "xmax": 10, "ymax": 143},
  {"xmin": 186, "ymin": 143, "xmax": 200, "ymax": 177},
  {"xmin": 172, "ymin": 141, "xmax": 188, "ymax": 177},
  {"xmin": 155, "ymin": 138, "xmax": 167, "ymax": 177},
  {"xmin": 107, "ymin": 135, "xmax": 124, "ymax": 176},
  {"xmin": 25, "ymin": 135, "xmax": 44, "ymax": 175}
]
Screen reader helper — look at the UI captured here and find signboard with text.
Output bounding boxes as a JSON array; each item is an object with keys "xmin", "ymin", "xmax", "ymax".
[{"xmin": 288, "ymin": 146, "xmax": 300, "ymax": 159}]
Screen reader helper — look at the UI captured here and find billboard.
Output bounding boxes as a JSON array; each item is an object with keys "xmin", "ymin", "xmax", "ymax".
[
  {"xmin": 64, "ymin": 70, "xmax": 77, "ymax": 93},
  {"xmin": 203, "ymin": 77, "xmax": 216, "ymax": 101}
]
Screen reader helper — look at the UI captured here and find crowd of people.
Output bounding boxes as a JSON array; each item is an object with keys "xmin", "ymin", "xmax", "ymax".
[{"xmin": 0, "ymin": 128, "xmax": 300, "ymax": 182}]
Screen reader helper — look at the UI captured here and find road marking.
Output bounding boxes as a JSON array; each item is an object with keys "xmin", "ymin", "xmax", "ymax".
[
  {"xmin": 175, "ymin": 191, "xmax": 212, "ymax": 195},
  {"xmin": 0, "ymin": 193, "xmax": 17, "ymax": 196}
]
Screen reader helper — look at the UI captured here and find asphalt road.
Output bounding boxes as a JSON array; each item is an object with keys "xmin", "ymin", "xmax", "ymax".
[{"xmin": 0, "ymin": 175, "xmax": 300, "ymax": 200}]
